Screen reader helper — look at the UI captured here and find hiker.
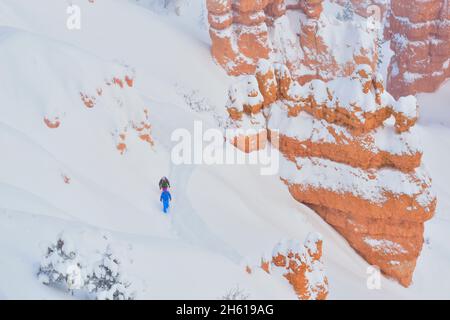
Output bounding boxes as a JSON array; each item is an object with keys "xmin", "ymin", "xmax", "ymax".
[
  {"xmin": 160, "ymin": 189, "xmax": 172, "ymax": 213},
  {"xmin": 159, "ymin": 176, "xmax": 170, "ymax": 191}
]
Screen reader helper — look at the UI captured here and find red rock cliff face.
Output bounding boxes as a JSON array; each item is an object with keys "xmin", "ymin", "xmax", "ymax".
[
  {"xmin": 210, "ymin": 1, "xmax": 437, "ymax": 287},
  {"xmin": 265, "ymin": 62, "xmax": 435, "ymax": 287},
  {"xmin": 387, "ymin": 0, "xmax": 450, "ymax": 98},
  {"xmin": 224, "ymin": 58, "xmax": 436, "ymax": 287},
  {"xmin": 207, "ymin": 0, "xmax": 271, "ymax": 75},
  {"xmin": 207, "ymin": 0, "xmax": 379, "ymax": 83}
]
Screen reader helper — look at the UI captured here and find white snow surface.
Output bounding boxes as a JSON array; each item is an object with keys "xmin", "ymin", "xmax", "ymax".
[{"xmin": 0, "ymin": 0, "xmax": 449, "ymax": 299}]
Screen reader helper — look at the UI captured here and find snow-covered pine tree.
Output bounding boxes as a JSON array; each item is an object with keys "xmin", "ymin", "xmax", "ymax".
[
  {"xmin": 376, "ymin": 33, "xmax": 384, "ymax": 71},
  {"xmin": 222, "ymin": 285, "xmax": 249, "ymax": 300},
  {"xmin": 37, "ymin": 233, "xmax": 84, "ymax": 291},
  {"xmin": 337, "ymin": 1, "xmax": 355, "ymax": 21},
  {"xmin": 164, "ymin": 0, "xmax": 183, "ymax": 16},
  {"xmin": 85, "ymin": 246, "xmax": 134, "ymax": 300}
]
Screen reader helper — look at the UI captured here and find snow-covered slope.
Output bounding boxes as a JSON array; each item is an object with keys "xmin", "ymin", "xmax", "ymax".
[{"xmin": 0, "ymin": 0, "xmax": 449, "ymax": 299}]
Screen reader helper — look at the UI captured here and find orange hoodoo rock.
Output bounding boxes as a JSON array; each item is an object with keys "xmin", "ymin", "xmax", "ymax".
[
  {"xmin": 210, "ymin": 0, "xmax": 449, "ymax": 99},
  {"xmin": 207, "ymin": 0, "xmax": 379, "ymax": 82},
  {"xmin": 267, "ymin": 63, "xmax": 435, "ymax": 287},
  {"xmin": 251, "ymin": 233, "xmax": 328, "ymax": 300},
  {"xmin": 207, "ymin": 0, "xmax": 271, "ymax": 75},
  {"xmin": 224, "ymin": 59, "xmax": 435, "ymax": 287},
  {"xmin": 214, "ymin": 1, "xmax": 437, "ymax": 287},
  {"xmin": 387, "ymin": 0, "xmax": 450, "ymax": 98},
  {"xmin": 225, "ymin": 74, "xmax": 267, "ymax": 153}
]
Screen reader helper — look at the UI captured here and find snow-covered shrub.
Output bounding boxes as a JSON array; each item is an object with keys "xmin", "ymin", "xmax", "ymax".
[
  {"xmin": 176, "ymin": 85, "xmax": 227, "ymax": 127},
  {"xmin": 166, "ymin": 0, "xmax": 184, "ymax": 16},
  {"xmin": 134, "ymin": 0, "xmax": 184, "ymax": 15},
  {"xmin": 38, "ymin": 233, "xmax": 84, "ymax": 291},
  {"xmin": 38, "ymin": 231, "xmax": 135, "ymax": 300},
  {"xmin": 180, "ymin": 89, "xmax": 212, "ymax": 113},
  {"xmin": 222, "ymin": 285, "xmax": 249, "ymax": 300},
  {"xmin": 376, "ymin": 34, "xmax": 385, "ymax": 70},
  {"xmin": 337, "ymin": 1, "xmax": 355, "ymax": 21},
  {"xmin": 85, "ymin": 246, "xmax": 134, "ymax": 300}
]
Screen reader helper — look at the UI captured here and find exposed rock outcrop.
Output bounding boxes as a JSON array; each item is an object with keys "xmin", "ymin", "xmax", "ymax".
[
  {"xmin": 44, "ymin": 64, "xmax": 152, "ymax": 155},
  {"xmin": 78, "ymin": 72, "xmax": 154, "ymax": 154},
  {"xmin": 387, "ymin": 0, "xmax": 450, "ymax": 98},
  {"xmin": 212, "ymin": 1, "xmax": 437, "ymax": 287},
  {"xmin": 225, "ymin": 59, "xmax": 435, "ymax": 287},
  {"xmin": 225, "ymin": 74, "xmax": 267, "ymax": 152},
  {"xmin": 248, "ymin": 233, "xmax": 328, "ymax": 300},
  {"xmin": 207, "ymin": 0, "xmax": 270, "ymax": 75},
  {"xmin": 44, "ymin": 117, "xmax": 61, "ymax": 129},
  {"xmin": 207, "ymin": 0, "xmax": 379, "ymax": 83},
  {"xmin": 209, "ymin": 0, "xmax": 449, "ymax": 98}
]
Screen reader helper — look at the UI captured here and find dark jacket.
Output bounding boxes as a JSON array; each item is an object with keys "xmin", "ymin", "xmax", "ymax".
[{"xmin": 159, "ymin": 177, "xmax": 170, "ymax": 190}]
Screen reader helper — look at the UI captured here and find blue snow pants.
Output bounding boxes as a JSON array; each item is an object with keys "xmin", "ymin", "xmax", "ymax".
[
  {"xmin": 163, "ymin": 200, "xmax": 170, "ymax": 213},
  {"xmin": 160, "ymin": 190, "xmax": 172, "ymax": 214}
]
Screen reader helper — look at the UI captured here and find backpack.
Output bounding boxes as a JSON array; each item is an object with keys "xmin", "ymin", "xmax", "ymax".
[{"xmin": 160, "ymin": 177, "xmax": 170, "ymax": 189}]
